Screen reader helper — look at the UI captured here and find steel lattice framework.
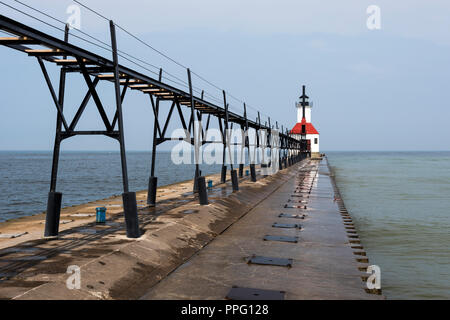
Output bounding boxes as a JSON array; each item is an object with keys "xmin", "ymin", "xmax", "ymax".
[{"xmin": 0, "ymin": 14, "xmax": 306, "ymax": 239}]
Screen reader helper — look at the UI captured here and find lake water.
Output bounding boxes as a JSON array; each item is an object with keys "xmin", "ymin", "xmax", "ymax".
[
  {"xmin": 0, "ymin": 151, "xmax": 222, "ymax": 222},
  {"xmin": 327, "ymin": 151, "xmax": 450, "ymax": 299}
]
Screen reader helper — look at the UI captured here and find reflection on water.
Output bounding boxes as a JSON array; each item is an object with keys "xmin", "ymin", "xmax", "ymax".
[{"xmin": 328, "ymin": 151, "xmax": 450, "ymax": 299}]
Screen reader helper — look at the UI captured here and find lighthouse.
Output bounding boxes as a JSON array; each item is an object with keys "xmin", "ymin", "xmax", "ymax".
[{"xmin": 290, "ymin": 86, "xmax": 320, "ymax": 159}]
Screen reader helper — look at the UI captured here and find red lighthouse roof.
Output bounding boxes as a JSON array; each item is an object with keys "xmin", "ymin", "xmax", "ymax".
[{"xmin": 290, "ymin": 118, "xmax": 319, "ymax": 135}]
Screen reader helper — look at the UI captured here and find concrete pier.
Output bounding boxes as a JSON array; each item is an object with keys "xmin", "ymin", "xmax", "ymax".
[
  {"xmin": 141, "ymin": 159, "xmax": 381, "ymax": 299},
  {"xmin": 0, "ymin": 159, "xmax": 382, "ymax": 300}
]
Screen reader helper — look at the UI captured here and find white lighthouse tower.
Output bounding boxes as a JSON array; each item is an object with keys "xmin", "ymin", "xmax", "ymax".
[{"xmin": 290, "ymin": 86, "xmax": 320, "ymax": 159}]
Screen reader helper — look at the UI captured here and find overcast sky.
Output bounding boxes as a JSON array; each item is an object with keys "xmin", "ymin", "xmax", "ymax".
[{"xmin": 0, "ymin": 0, "xmax": 449, "ymax": 151}]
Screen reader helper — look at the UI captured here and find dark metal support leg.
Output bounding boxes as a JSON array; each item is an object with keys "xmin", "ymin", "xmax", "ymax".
[
  {"xmin": 148, "ymin": 96, "xmax": 159, "ymax": 206},
  {"xmin": 111, "ymin": 21, "xmax": 139, "ymax": 238},
  {"xmin": 44, "ymin": 26, "xmax": 69, "ymax": 238},
  {"xmin": 193, "ymin": 165, "xmax": 200, "ymax": 193},
  {"xmin": 197, "ymin": 176, "xmax": 208, "ymax": 205},
  {"xmin": 147, "ymin": 176, "xmax": 157, "ymax": 206},
  {"xmin": 45, "ymin": 133, "xmax": 63, "ymax": 238},
  {"xmin": 122, "ymin": 192, "xmax": 139, "ymax": 238},
  {"xmin": 221, "ymin": 165, "xmax": 227, "ymax": 183},
  {"xmin": 250, "ymin": 163, "xmax": 257, "ymax": 182},
  {"xmin": 231, "ymin": 169, "xmax": 239, "ymax": 191},
  {"xmin": 44, "ymin": 191, "xmax": 62, "ymax": 238},
  {"xmin": 45, "ymin": 131, "xmax": 63, "ymax": 238}
]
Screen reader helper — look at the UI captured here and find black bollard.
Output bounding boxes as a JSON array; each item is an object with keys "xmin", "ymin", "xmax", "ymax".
[
  {"xmin": 44, "ymin": 191, "xmax": 62, "ymax": 238},
  {"xmin": 197, "ymin": 176, "xmax": 209, "ymax": 205},
  {"xmin": 122, "ymin": 192, "xmax": 140, "ymax": 238},
  {"xmin": 221, "ymin": 165, "xmax": 227, "ymax": 183},
  {"xmin": 239, "ymin": 164, "xmax": 244, "ymax": 178},
  {"xmin": 231, "ymin": 169, "xmax": 239, "ymax": 191},
  {"xmin": 147, "ymin": 176, "xmax": 157, "ymax": 206},
  {"xmin": 250, "ymin": 163, "xmax": 257, "ymax": 182}
]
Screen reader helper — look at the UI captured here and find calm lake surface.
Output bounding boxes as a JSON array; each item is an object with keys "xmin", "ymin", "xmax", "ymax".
[
  {"xmin": 0, "ymin": 151, "xmax": 448, "ymax": 299},
  {"xmin": 0, "ymin": 151, "xmax": 222, "ymax": 222},
  {"xmin": 327, "ymin": 151, "xmax": 450, "ymax": 299}
]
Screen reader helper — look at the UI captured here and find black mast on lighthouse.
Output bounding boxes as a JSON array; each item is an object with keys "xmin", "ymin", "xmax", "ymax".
[
  {"xmin": 299, "ymin": 85, "xmax": 309, "ymax": 157},
  {"xmin": 300, "ymin": 85, "xmax": 309, "ymax": 120}
]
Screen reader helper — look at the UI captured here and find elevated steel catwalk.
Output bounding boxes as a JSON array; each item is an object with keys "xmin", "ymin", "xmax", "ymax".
[
  {"xmin": 0, "ymin": 14, "xmax": 292, "ymax": 135},
  {"xmin": 0, "ymin": 13, "xmax": 304, "ymax": 239}
]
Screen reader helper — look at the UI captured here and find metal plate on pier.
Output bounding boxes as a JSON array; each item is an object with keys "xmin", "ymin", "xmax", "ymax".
[
  {"xmin": 263, "ymin": 235, "xmax": 298, "ymax": 243},
  {"xmin": 226, "ymin": 286, "xmax": 285, "ymax": 300},
  {"xmin": 272, "ymin": 223, "xmax": 301, "ymax": 229},
  {"xmin": 248, "ymin": 255, "xmax": 293, "ymax": 267},
  {"xmin": 284, "ymin": 204, "xmax": 307, "ymax": 209},
  {"xmin": 288, "ymin": 199, "xmax": 307, "ymax": 203},
  {"xmin": 278, "ymin": 213, "xmax": 304, "ymax": 219}
]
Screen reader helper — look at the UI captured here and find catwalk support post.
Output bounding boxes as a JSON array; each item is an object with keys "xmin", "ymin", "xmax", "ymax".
[
  {"xmin": 219, "ymin": 115, "xmax": 227, "ymax": 184},
  {"xmin": 187, "ymin": 69, "xmax": 208, "ymax": 204},
  {"xmin": 44, "ymin": 24, "xmax": 69, "ymax": 238},
  {"xmin": 147, "ymin": 94, "xmax": 159, "ymax": 206},
  {"xmin": 110, "ymin": 20, "xmax": 139, "ymax": 238},
  {"xmin": 223, "ymin": 91, "xmax": 238, "ymax": 191}
]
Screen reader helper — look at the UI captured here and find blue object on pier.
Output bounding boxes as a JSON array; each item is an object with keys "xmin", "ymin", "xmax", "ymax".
[
  {"xmin": 245, "ymin": 170, "xmax": 249, "ymax": 176},
  {"xmin": 96, "ymin": 207, "xmax": 106, "ymax": 224},
  {"xmin": 207, "ymin": 180, "xmax": 213, "ymax": 188}
]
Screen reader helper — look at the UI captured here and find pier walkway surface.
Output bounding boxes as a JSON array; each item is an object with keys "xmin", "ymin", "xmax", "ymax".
[{"xmin": 0, "ymin": 159, "xmax": 382, "ymax": 300}]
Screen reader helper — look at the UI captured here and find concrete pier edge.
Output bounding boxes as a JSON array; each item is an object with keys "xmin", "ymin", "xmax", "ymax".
[{"xmin": 325, "ymin": 156, "xmax": 383, "ymax": 296}]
